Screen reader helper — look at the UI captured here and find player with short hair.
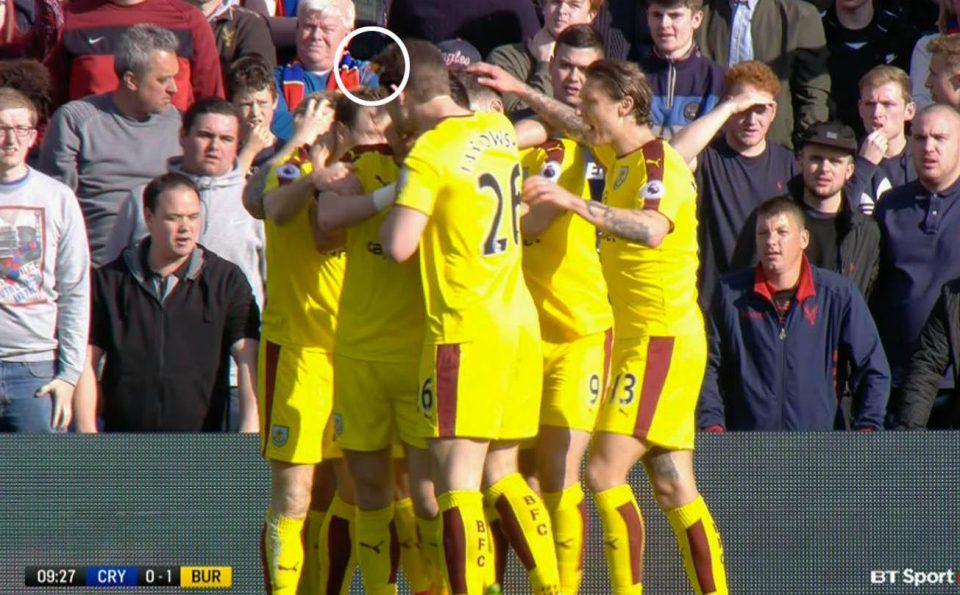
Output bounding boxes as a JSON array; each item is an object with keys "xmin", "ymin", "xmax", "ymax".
[
  {"xmin": 311, "ymin": 86, "xmax": 440, "ymax": 595},
  {"xmin": 511, "ymin": 23, "xmax": 611, "ymax": 595},
  {"xmin": 499, "ymin": 58, "xmax": 728, "ymax": 594},
  {"xmin": 375, "ymin": 39, "xmax": 560, "ymax": 595},
  {"xmin": 250, "ymin": 91, "xmax": 363, "ymax": 595}
]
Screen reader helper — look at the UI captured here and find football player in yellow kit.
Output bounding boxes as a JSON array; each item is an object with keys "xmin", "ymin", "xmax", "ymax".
[
  {"xmin": 242, "ymin": 93, "xmax": 358, "ymax": 595},
  {"xmin": 313, "ymin": 88, "xmax": 441, "ymax": 595},
  {"xmin": 471, "ymin": 58, "xmax": 729, "ymax": 595},
  {"xmin": 375, "ymin": 40, "xmax": 560, "ymax": 595}
]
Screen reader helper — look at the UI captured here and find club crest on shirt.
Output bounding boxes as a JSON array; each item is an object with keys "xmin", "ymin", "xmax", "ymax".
[
  {"xmin": 613, "ymin": 166, "xmax": 629, "ymax": 190},
  {"xmin": 271, "ymin": 425, "xmax": 290, "ymax": 448}
]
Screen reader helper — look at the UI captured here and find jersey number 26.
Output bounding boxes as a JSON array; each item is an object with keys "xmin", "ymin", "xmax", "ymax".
[{"xmin": 479, "ymin": 164, "xmax": 522, "ymax": 256}]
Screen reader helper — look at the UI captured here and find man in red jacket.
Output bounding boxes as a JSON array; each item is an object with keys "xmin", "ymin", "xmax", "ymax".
[{"xmin": 45, "ymin": 0, "xmax": 224, "ymax": 110}]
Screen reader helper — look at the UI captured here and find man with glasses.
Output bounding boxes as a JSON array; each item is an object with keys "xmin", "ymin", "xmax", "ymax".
[{"xmin": 0, "ymin": 87, "xmax": 90, "ymax": 433}]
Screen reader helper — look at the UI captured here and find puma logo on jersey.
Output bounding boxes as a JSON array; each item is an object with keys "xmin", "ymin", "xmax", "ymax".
[
  {"xmin": 555, "ymin": 538, "xmax": 574, "ymax": 550},
  {"xmin": 359, "ymin": 540, "xmax": 385, "ymax": 554},
  {"xmin": 645, "ymin": 157, "xmax": 662, "ymax": 169}
]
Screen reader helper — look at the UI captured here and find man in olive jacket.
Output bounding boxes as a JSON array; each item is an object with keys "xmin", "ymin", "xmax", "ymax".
[{"xmin": 696, "ymin": 0, "xmax": 831, "ymax": 148}]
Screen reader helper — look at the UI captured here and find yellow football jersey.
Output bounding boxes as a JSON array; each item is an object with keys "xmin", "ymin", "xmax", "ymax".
[
  {"xmin": 596, "ymin": 139, "xmax": 704, "ymax": 338},
  {"xmin": 395, "ymin": 111, "xmax": 536, "ymax": 343},
  {"xmin": 520, "ymin": 138, "xmax": 612, "ymax": 343},
  {"xmin": 260, "ymin": 150, "xmax": 346, "ymax": 350},
  {"xmin": 335, "ymin": 144, "xmax": 425, "ymax": 362}
]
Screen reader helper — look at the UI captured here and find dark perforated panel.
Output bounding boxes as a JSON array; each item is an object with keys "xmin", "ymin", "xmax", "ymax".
[{"xmin": 1, "ymin": 434, "xmax": 957, "ymax": 594}]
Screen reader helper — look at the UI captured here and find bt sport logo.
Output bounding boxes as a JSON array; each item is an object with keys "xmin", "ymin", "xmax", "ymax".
[{"xmin": 870, "ymin": 569, "xmax": 960, "ymax": 587}]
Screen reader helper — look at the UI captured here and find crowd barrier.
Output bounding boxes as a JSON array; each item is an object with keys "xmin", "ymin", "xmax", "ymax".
[{"xmin": 1, "ymin": 433, "xmax": 957, "ymax": 594}]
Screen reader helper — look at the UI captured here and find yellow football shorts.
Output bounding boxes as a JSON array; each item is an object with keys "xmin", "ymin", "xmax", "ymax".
[
  {"xmin": 332, "ymin": 354, "xmax": 426, "ymax": 451},
  {"xmin": 258, "ymin": 341, "xmax": 336, "ymax": 464},
  {"xmin": 594, "ymin": 333, "xmax": 706, "ymax": 450},
  {"xmin": 411, "ymin": 324, "xmax": 542, "ymax": 441},
  {"xmin": 540, "ymin": 328, "xmax": 613, "ymax": 432}
]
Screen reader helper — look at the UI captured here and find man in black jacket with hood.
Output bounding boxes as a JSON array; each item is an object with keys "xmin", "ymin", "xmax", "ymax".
[
  {"xmin": 732, "ymin": 121, "xmax": 881, "ymax": 299},
  {"xmin": 898, "ymin": 279, "xmax": 960, "ymax": 429}
]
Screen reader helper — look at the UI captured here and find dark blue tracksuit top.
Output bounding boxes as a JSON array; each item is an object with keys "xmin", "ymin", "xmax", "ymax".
[{"xmin": 699, "ymin": 258, "xmax": 890, "ymax": 431}]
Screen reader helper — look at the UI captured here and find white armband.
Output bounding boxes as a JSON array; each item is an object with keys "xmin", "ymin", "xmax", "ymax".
[{"xmin": 372, "ymin": 183, "xmax": 398, "ymax": 212}]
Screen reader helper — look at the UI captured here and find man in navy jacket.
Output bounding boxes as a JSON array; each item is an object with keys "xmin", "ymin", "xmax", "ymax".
[{"xmin": 698, "ymin": 196, "xmax": 890, "ymax": 431}]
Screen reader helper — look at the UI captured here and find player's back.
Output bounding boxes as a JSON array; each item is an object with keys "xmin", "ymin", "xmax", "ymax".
[
  {"xmin": 396, "ymin": 111, "xmax": 531, "ymax": 343},
  {"xmin": 336, "ymin": 144, "xmax": 424, "ymax": 361}
]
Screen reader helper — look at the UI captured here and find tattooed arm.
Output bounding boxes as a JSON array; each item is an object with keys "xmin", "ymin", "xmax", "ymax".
[
  {"xmin": 468, "ymin": 62, "xmax": 592, "ymax": 144},
  {"xmin": 522, "ymin": 176, "xmax": 670, "ymax": 247},
  {"xmin": 575, "ymin": 199, "xmax": 670, "ymax": 247}
]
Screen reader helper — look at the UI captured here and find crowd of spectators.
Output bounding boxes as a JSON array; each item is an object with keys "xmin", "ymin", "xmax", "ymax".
[{"xmin": 0, "ymin": 0, "xmax": 958, "ymax": 434}]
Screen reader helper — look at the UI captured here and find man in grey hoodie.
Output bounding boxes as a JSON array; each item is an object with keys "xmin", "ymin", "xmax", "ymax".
[
  {"xmin": 105, "ymin": 98, "xmax": 264, "ymax": 433},
  {"xmin": 0, "ymin": 88, "xmax": 90, "ymax": 432},
  {"xmin": 106, "ymin": 97, "xmax": 265, "ymax": 309}
]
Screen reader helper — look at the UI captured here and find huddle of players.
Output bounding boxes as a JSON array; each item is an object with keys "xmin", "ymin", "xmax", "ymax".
[{"xmin": 254, "ymin": 29, "xmax": 729, "ymax": 595}]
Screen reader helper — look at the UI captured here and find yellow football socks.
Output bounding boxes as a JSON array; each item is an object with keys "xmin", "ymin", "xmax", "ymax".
[
  {"xmin": 394, "ymin": 498, "xmax": 435, "ymax": 595},
  {"xmin": 438, "ymin": 490, "xmax": 488, "ymax": 595},
  {"xmin": 316, "ymin": 494, "xmax": 357, "ymax": 595},
  {"xmin": 417, "ymin": 514, "xmax": 448, "ymax": 594},
  {"xmin": 484, "ymin": 473, "xmax": 561, "ymax": 595},
  {"xmin": 594, "ymin": 484, "xmax": 645, "ymax": 595},
  {"xmin": 297, "ymin": 509, "xmax": 325, "ymax": 595},
  {"xmin": 262, "ymin": 508, "xmax": 306, "ymax": 594},
  {"xmin": 542, "ymin": 483, "xmax": 586, "ymax": 595},
  {"xmin": 355, "ymin": 504, "xmax": 399, "ymax": 595},
  {"xmin": 665, "ymin": 496, "xmax": 728, "ymax": 595}
]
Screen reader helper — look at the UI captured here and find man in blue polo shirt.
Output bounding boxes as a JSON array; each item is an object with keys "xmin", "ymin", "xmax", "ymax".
[{"xmin": 873, "ymin": 104, "xmax": 960, "ymax": 428}]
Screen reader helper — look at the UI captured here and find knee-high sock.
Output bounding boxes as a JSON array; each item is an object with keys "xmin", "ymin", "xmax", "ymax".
[
  {"xmin": 394, "ymin": 498, "xmax": 434, "ymax": 595},
  {"xmin": 437, "ymin": 491, "xmax": 488, "ymax": 595},
  {"xmin": 261, "ymin": 507, "xmax": 306, "ymax": 595},
  {"xmin": 665, "ymin": 496, "xmax": 728, "ymax": 595},
  {"xmin": 315, "ymin": 494, "xmax": 357, "ymax": 595},
  {"xmin": 542, "ymin": 483, "xmax": 587, "ymax": 595},
  {"xmin": 482, "ymin": 502, "xmax": 507, "ymax": 588},
  {"xmin": 484, "ymin": 473, "xmax": 561, "ymax": 595},
  {"xmin": 594, "ymin": 485, "xmax": 644, "ymax": 595},
  {"xmin": 355, "ymin": 504, "xmax": 400, "ymax": 595},
  {"xmin": 416, "ymin": 514, "xmax": 448, "ymax": 594},
  {"xmin": 297, "ymin": 509, "xmax": 325, "ymax": 595}
]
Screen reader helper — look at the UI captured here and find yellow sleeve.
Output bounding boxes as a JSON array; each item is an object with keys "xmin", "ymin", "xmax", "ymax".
[{"xmin": 395, "ymin": 141, "xmax": 441, "ymax": 216}]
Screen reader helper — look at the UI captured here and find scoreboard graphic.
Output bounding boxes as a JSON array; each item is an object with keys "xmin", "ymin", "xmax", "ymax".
[{"xmin": 25, "ymin": 566, "xmax": 233, "ymax": 588}]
